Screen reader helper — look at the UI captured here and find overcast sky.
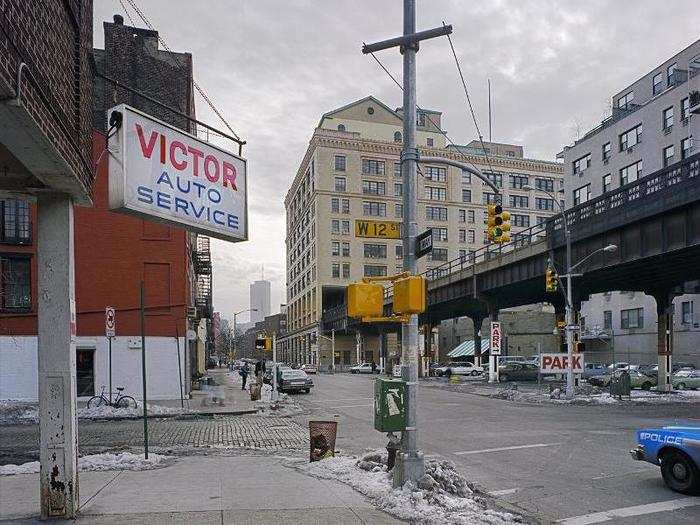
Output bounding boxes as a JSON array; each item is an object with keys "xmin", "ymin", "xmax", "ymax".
[{"xmin": 94, "ymin": 1, "xmax": 699, "ymax": 323}]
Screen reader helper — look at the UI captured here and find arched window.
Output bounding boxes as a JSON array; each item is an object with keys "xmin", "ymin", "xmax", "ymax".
[
  {"xmin": 394, "ymin": 131, "xmax": 402, "ymax": 142},
  {"xmin": 337, "ymin": 124, "xmax": 346, "ymax": 132}
]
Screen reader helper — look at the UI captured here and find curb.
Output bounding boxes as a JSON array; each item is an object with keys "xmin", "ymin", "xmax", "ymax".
[{"xmin": 81, "ymin": 408, "xmax": 259, "ymax": 422}]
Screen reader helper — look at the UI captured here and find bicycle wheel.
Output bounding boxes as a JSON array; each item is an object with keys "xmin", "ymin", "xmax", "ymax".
[
  {"xmin": 116, "ymin": 396, "xmax": 137, "ymax": 409},
  {"xmin": 87, "ymin": 395, "xmax": 107, "ymax": 408}
]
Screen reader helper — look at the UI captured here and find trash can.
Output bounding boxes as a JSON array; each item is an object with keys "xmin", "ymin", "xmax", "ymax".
[
  {"xmin": 309, "ymin": 421, "xmax": 337, "ymax": 462},
  {"xmin": 250, "ymin": 383, "xmax": 261, "ymax": 401},
  {"xmin": 610, "ymin": 371, "xmax": 631, "ymax": 398}
]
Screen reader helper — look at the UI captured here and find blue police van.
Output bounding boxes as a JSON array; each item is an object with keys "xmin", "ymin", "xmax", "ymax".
[{"xmin": 630, "ymin": 426, "xmax": 700, "ymax": 495}]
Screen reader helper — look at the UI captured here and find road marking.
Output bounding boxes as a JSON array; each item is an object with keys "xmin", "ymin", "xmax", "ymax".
[
  {"xmin": 558, "ymin": 497, "xmax": 700, "ymax": 524},
  {"xmin": 489, "ymin": 488, "xmax": 518, "ymax": 496},
  {"xmin": 454, "ymin": 443, "xmax": 562, "ymax": 455}
]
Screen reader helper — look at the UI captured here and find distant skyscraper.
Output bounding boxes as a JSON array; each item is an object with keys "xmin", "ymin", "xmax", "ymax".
[{"xmin": 250, "ymin": 280, "xmax": 271, "ymax": 323}]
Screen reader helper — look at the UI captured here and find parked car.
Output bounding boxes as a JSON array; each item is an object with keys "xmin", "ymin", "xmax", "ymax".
[
  {"xmin": 589, "ymin": 369, "xmax": 657, "ymax": 390},
  {"xmin": 300, "ymin": 363, "xmax": 318, "ymax": 374},
  {"xmin": 672, "ymin": 369, "xmax": 700, "ymax": 390},
  {"xmin": 630, "ymin": 426, "xmax": 700, "ymax": 495},
  {"xmin": 498, "ymin": 356, "xmax": 530, "ymax": 366},
  {"xmin": 434, "ymin": 362, "xmax": 483, "ymax": 377},
  {"xmin": 639, "ymin": 364, "xmax": 659, "ymax": 377},
  {"xmin": 350, "ymin": 362, "xmax": 378, "ymax": 374},
  {"xmin": 277, "ymin": 368, "xmax": 313, "ymax": 393},
  {"xmin": 499, "ymin": 363, "xmax": 539, "ymax": 382},
  {"xmin": 673, "ymin": 362, "xmax": 696, "ymax": 372},
  {"xmin": 583, "ymin": 363, "xmax": 609, "ymax": 379},
  {"xmin": 608, "ymin": 362, "xmax": 639, "ymax": 371}
]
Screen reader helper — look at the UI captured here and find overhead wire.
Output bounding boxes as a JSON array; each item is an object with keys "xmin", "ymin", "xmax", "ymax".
[
  {"xmin": 117, "ymin": 0, "xmax": 136, "ymax": 26},
  {"xmin": 122, "ymin": 0, "xmax": 244, "ymax": 144}
]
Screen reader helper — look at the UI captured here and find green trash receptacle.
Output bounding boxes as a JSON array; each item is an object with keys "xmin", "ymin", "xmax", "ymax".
[{"xmin": 374, "ymin": 378, "xmax": 407, "ymax": 432}]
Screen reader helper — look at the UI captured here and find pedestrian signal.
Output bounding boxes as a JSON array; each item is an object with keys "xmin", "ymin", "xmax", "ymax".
[
  {"xmin": 347, "ymin": 282, "xmax": 383, "ymax": 318},
  {"xmin": 393, "ymin": 275, "xmax": 426, "ymax": 315}
]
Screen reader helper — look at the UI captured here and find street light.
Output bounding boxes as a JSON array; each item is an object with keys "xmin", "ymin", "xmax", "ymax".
[
  {"xmin": 232, "ymin": 308, "xmax": 257, "ymax": 360},
  {"xmin": 523, "ymin": 185, "xmax": 615, "ymax": 399}
]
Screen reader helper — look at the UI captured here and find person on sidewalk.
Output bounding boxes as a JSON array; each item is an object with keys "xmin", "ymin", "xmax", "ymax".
[
  {"xmin": 239, "ymin": 362, "xmax": 249, "ymax": 390},
  {"xmin": 371, "ymin": 361, "xmax": 377, "ymax": 374},
  {"xmin": 255, "ymin": 358, "xmax": 266, "ymax": 385}
]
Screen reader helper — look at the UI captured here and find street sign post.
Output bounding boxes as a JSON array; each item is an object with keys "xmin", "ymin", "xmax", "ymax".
[
  {"xmin": 415, "ymin": 229, "xmax": 433, "ymax": 259},
  {"xmin": 489, "ymin": 321, "xmax": 502, "ymax": 383},
  {"xmin": 354, "ymin": 219, "xmax": 401, "ymax": 239},
  {"xmin": 105, "ymin": 307, "xmax": 116, "ymax": 403}
]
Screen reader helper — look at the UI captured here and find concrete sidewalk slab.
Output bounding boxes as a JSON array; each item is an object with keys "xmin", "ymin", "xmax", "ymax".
[{"xmin": 0, "ymin": 456, "xmax": 402, "ymax": 524}]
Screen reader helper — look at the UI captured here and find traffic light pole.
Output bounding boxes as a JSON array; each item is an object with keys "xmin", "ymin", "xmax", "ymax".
[{"xmin": 363, "ymin": 0, "xmax": 451, "ymax": 489}]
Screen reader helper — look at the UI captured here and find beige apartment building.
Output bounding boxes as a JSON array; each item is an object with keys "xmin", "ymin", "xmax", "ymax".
[{"xmin": 279, "ymin": 96, "xmax": 564, "ymax": 367}]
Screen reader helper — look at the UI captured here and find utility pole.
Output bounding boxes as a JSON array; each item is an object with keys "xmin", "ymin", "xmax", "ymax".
[
  {"xmin": 363, "ymin": 0, "xmax": 451, "ymax": 488},
  {"xmin": 271, "ymin": 332, "xmax": 278, "ymax": 403}
]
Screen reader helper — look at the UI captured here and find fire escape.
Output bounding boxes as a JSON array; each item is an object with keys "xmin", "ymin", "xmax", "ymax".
[{"xmin": 192, "ymin": 234, "xmax": 212, "ymax": 320}]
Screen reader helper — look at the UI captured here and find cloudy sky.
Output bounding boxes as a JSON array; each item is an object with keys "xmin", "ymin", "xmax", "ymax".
[{"xmin": 93, "ymin": 0, "xmax": 699, "ymax": 323}]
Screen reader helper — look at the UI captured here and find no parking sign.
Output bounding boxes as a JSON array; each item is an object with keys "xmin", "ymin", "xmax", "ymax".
[{"xmin": 105, "ymin": 307, "xmax": 116, "ymax": 338}]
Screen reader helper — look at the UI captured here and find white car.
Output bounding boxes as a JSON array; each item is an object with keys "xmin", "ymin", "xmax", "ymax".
[
  {"xmin": 434, "ymin": 362, "xmax": 484, "ymax": 377},
  {"xmin": 350, "ymin": 362, "xmax": 378, "ymax": 374},
  {"xmin": 300, "ymin": 363, "xmax": 318, "ymax": 374}
]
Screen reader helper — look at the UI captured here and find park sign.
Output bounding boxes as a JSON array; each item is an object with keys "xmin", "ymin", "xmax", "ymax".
[
  {"xmin": 539, "ymin": 353, "xmax": 584, "ymax": 375},
  {"xmin": 107, "ymin": 104, "xmax": 248, "ymax": 242},
  {"xmin": 490, "ymin": 321, "xmax": 502, "ymax": 356}
]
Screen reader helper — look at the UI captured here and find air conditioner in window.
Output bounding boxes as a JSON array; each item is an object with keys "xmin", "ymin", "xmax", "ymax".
[{"xmin": 664, "ymin": 126, "xmax": 672, "ymax": 135}]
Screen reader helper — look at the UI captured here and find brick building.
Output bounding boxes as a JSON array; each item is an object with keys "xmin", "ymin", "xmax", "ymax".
[{"xmin": 0, "ymin": 14, "xmax": 212, "ymax": 400}]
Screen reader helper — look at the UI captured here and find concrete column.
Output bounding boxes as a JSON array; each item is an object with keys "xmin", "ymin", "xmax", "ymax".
[
  {"xmin": 37, "ymin": 193, "xmax": 79, "ymax": 519},
  {"xmin": 471, "ymin": 314, "xmax": 485, "ymax": 367},
  {"xmin": 655, "ymin": 294, "xmax": 674, "ymax": 392}
]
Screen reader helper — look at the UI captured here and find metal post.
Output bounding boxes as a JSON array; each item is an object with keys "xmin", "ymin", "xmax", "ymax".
[
  {"xmin": 331, "ymin": 329, "xmax": 335, "ymax": 373},
  {"xmin": 175, "ymin": 323, "xmax": 184, "ymax": 409},
  {"xmin": 356, "ymin": 331, "xmax": 362, "ymax": 364},
  {"xmin": 272, "ymin": 333, "xmax": 279, "ymax": 402},
  {"xmin": 140, "ymin": 281, "xmax": 149, "ymax": 458},
  {"xmin": 37, "ymin": 193, "xmax": 78, "ymax": 519},
  {"xmin": 565, "ymin": 231, "xmax": 574, "ymax": 399},
  {"xmin": 233, "ymin": 313, "xmax": 237, "ymax": 359},
  {"xmin": 108, "ymin": 335, "xmax": 113, "ymax": 405}
]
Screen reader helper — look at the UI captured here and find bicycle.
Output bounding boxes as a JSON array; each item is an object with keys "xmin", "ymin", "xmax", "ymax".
[{"xmin": 87, "ymin": 385, "xmax": 138, "ymax": 409}]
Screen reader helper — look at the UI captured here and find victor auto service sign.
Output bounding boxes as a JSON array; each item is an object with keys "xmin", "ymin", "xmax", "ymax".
[
  {"xmin": 539, "ymin": 353, "xmax": 584, "ymax": 374},
  {"xmin": 108, "ymin": 104, "xmax": 247, "ymax": 242}
]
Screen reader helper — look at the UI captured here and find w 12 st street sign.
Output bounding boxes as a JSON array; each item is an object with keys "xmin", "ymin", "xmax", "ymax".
[{"xmin": 415, "ymin": 229, "xmax": 433, "ymax": 259}]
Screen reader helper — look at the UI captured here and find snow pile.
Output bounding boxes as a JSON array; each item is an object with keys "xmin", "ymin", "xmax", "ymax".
[
  {"xmin": 0, "ymin": 452, "xmax": 172, "ymax": 476},
  {"xmin": 255, "ymin": 386, "xmax": 303, "ymax": 417},
  {"xmin": 300, "ymin": 451, "xmax": 518, "ymax": 524},
  {"xmin": 77, "ymin": 403, "xmax": 184, "ymax": 420},
  {"xmin": 0, "ymin": 400, "xmax": 38, "ymax": 424},
  {"xmin": 489, "ymin": 387, "xmax": 700, "ymax": 405}
]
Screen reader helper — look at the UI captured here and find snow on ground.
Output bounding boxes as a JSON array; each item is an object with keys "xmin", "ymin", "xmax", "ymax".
[
  {"xmin": 254, "ymin": 385, "xmax": 304, "ymax": 417},
  {"xmin": 0, "ymin": 400, "xmax": 38, "ymax": 424},
  {"xmin": 490, "ymin": 385, "xmax": 700, "ymax": 405},
  {"xmin": 0, "ymin": 400, "xmax": 184, "ymax": 424},
  {"xmin": 0, "ymin": 452, "xmax": 172, "ymax": 476},
  {"xmin": 297, "ymin": 451, "xmax": 519, "ymax": 524}
]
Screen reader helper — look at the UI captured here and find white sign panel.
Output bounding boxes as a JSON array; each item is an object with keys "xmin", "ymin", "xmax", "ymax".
[
  {"xmin": 105, "ymin": 306, "xmax": 116, "ymax": 338},
  {"xmin": 490, "ymin": 321, "xmax": 502, "ymax": 356},
  {"xmin": 539, "ymin": 353, "xmax": 584, "ymax": 375},
  {"xmin": 108, "ymin": 104, "xmax": 247, "ymax": 242}
]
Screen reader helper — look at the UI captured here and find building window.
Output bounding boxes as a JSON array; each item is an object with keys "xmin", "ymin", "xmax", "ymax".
[
  {"xmin": 342, "ymin": 242, "xmax": 350, "ymax": 257},
  {"xmin": 603, "ymin": 173, "xmax": 612, "ymax": 193},
  {"xmin": 430, "ymin": 227, "xmax": 448, "ymax": 242},
  {"xmin": 535, "ymin": 197, "xmax": 554, "ymax": 211},
  {"xmin": 468, "ymin": 230, "xmax": 475, "ymax": 243},
  {"xmin": 572, "ymin": 154, "xmax": 591, "ymax": 175},
  {"xmin": 0, "ymin": 256, "xmax": 31, "ymax": 310},
  {"xmin": 430, "ymin": 248, "xmax": 448, "ymax": 262},
  {"xmin": 621, "ymin": 308, "xmax": 643, "ymax": 329},
  {"xmin": 485, "ymin": 172, "xmax": 503, "ymax": 188},
  {"xmin": 331, "ymin": 198, "xmax": 339, "ymax": 213},
  {"xmin": 620, "ymin": 160, "xmax": 643, "ymax": 185},
  {"xmin": 458, "ymin": 209, "xmax": 466, "ymax": 223},
  {"xmin": 331, "ymin": 220, "xmax": 340, "ymax": 234},
  {"xmin": 364, "ymin": 244, "xmax": 387, "ymax": 259},
  {"xmin": 652, "ymin": 72, "xmax": 663, "ymax": 95},
  {"xmin": 663, "ymin": 145, "xmax": 675, "ymax": 167},
  {"xmin": 426, "ymin": 138, "xmax": 434, "ymax": 147},
  {"xmin": 425, "ymin": 166, "xmax": 446, "ymax": 182},
  {"xmin": 362, "ymin": 180, "xmax": 386, "ymax": 195},
  {"xmin": 334, "ymin": 177, "xmax": 346, "ymax": 192},
  {"xmin": 394, "ymin": 162, "xmax": 402, "ymax": 178},
  {"xmin": 662, "ymin": 106, "xmax": 674, "ymax": 131},
  {"xmin": 458, "ymin": 229, "xmax": 466, "ymax": 243},
  {"xmin": 342, "ymin": 263, "xmax": 350, "ymax": 278},
  {"xmin": 394, "ymin": 131, "xmax": 402, "ymax": 142},
  {"xmin": 1, "ymin": 199, "xmax": 31, "ymax": 244},
  {"xmin": 681, "ymin": 97, "xmax": 690, "ymax": 121},
  {"xmin": 536, "ymin": 216, "xmax": 548, "ymax": 226},
  {"xmin": 467, "ymin": 210, "xmax": 475, "ymax": 223},
  {"xmin": 460, "ymin": 189, "xmax": 471, "ymax": 203},
  {"xmin": 573, "ymin": 184, "xmax": 591, "ymax": 206},
  {"xmin": 603, "ymin": 310, "xmax": 612, "ymax": 330},
  {"xmin": 510, "ymin": 174, "xmax": 529, "ymax": 189},
  {"xmin": 619, "ymin": 124, "xmax": 642, "ymax": 151},
  {"xmin": 342, "ymin": 199, "xmax": 350, "ymax": 214},
  {"xmin": 364, "ymin": 265, "xmax": 387, "ymax": 277},
  {"xmin": 461, "ymin": 170, "xmax": 471, "ymax": 184},
  {"xmin": 395, "ymin": 245, "xmax": 403, "ymax": 259},
  {"xmin": 394, "ymin": 183, "xmax": 403, "ymax": 196},
  {"xmin": 681, "ymin": 137, "xmax": 692, "ymax": 160},
  {"xmin": 342, "ymin": 220, "xmax": 350, "ymax": 235},
  {"xmin": 483, "ymin": 192, "xmax": 500, "ymax": 205},
  {"xmin": 337, "ymin": 124, "xmax": 346, "ymax": 132},
  {"xmin": 618, "ymin": 91, "xmax": 634, "ymax": 109},
  {"xmin": 334, "ymin": 155, "xmax": 346, "ymax": 171},
  {"xmin": 509, "ymin": 195, "xmax": 529, "ymax": 209},
  {"xmin": 512, "ymin": 214, "xmax": 530, "ymax": 227},
  {"xmin": 425, "ymin": 186, "xmax": 447, "ymax": 201},
  {"xmin": 363, "ymin": 201, "xmax": 386, "ymax": 217},
  {"xmin": 362, "ymin": 158, "xmax": 385, "ymax": 175},
  {"xmin": 425, "ymin": 206, "xmax": 448, "ymax": 221},
  {"xmin": 666, "ymin": 62, "xmax": 676, "ymax": 84},
  {"xmin": 681, "ymin": 301, "xmax": 693, "ymax": 324},
  {"xmin": 602, "ymin": 142, "xmax": 611, "ymax": 161},
  {"xmin": 331, "ymin": 241, "xmax": 340, "ymax": 256},
  {"xmin": 535, "ymin": 178, "xmax": 554, "ymax": 192},
  {"xmin": 332, "ymin": 263, "xmax": 340, "ymax": 278},
  {"xmin": 395, "ymin": 204, "xmax": 403, "ymax": 218}
]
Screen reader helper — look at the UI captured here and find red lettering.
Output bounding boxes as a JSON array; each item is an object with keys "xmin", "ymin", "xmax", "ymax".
[
  {"xmin": 188, "ymin": 146, "xmax": 204, "ymax": 177},
  {"xmin": 160, "ymin": 134, "xmax": 166, "ymax": 164},
  {"xmin": 552, "ymin": 356, "xmax": 562, "ymax": 369},
  {"xmin": 135, "ymin": 123, "xmax": 158, "ymax": 159},
  {"xmin": 170, "ymin": 140, "xmax": 187, "ymax": 170},
  {"xmin": 572, "ymin": 356, "xmax": 581, "ymax": 370},
  {"xmin": 542, "ymin": 356, "xmax": 553, "ymax": 368},
  {"xmin": 204, "ymin": 155, "xmax": 220, "ymax": 183},
  {"xmin": 223, "ymin": 161, "xmax": 237, "ymax": 190}
]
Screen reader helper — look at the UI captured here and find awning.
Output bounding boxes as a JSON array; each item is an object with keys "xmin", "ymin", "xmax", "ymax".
[{"xmin": 447, "ymin": 339, "xmax": 491, "ymax": 358}]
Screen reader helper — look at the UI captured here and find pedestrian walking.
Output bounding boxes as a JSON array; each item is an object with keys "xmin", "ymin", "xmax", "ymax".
[
  {"xmin": 239, "ymin": 362, "xmax": 249, "ymax": 390},
  {"xmin": 255, "ymin": 358, "xmax": 266, "ymax": 386},
  {"xmin": 371, "ymin": 360, "xmax": 377, "ymax": 374}
]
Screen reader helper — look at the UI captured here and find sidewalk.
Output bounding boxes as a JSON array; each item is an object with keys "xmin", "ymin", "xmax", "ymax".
[{"xmin": 0, "ymin": 456, "xmax": 401, "ymax": 524}]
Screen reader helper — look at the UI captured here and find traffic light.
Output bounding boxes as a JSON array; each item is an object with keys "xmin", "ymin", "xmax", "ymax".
[
  {"xmin": 347, "ymin": 282, "xmax": 384, "ymax": 318},
  {"xmin": 545, "ymin": 264, "xmax": 558, "ymax": 293},
  {"xmin": 575, "ymin": 341, "xmax": 585, "ymax": 352},
  {"xmin": 487, "ymin": 204, "xmax": 511, "ymax": 243},
  {"xmin": 393, "ymin": 275, "xmax": 426, "ymax": 315},
  {"xmin": 255, "ymin": 337, "xmax": 272, "ymax": 350}
]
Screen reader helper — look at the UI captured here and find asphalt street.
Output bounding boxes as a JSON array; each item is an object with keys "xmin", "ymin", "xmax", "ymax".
[{"xmin": 298, "ymin": 373, "xmax": 700, "ymax": 525}]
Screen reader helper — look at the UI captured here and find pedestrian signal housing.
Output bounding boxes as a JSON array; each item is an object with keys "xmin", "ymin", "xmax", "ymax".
[
  {"xmin": 347, "ymin": 282, "xmax": 384, "ymax": 318},
  {"xmin": 393, "ymin": 275, "xmax": 426, "ymax": 315},
  {"xmin": 486, "ymin": 204, "xmax": 511, "ymax": 243}
]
